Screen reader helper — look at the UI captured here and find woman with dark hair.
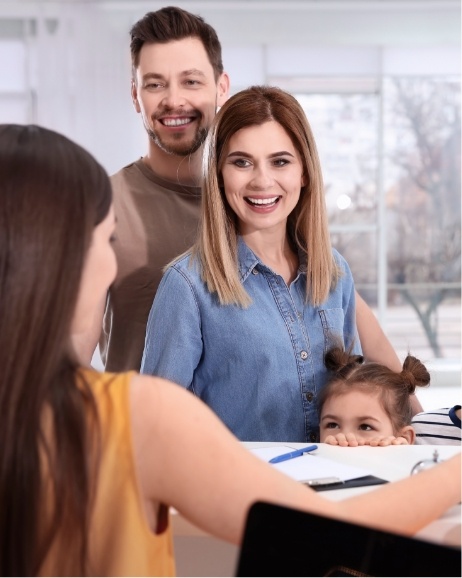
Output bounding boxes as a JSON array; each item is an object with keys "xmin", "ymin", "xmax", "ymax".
[
  {"xmin": 0, "ymin": 123, "xmax": 116, "ymax": 576},
  {"xmin": 0, "ymin": 124, "xmax": 459, "ymax": 577}
]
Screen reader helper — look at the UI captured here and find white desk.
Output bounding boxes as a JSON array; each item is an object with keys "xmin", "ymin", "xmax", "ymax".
[{"xmin": 173, "ymin": 443, "xmax": 461, "ymax": 577}]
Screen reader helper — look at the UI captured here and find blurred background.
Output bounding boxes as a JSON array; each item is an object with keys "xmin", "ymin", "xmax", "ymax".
[{"xmin": 1, "ymin": 0, "xmax": 460, "ymax": 408}]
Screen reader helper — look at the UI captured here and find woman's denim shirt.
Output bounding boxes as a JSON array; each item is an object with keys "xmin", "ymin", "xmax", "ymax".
[{"xmin": 141, "ymin": 238, "xmax": 361, "ymax": 442}]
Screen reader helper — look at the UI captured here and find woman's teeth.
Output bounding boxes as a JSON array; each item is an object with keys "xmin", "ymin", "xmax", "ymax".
[{"xmin": 245, "ymin": 196, "xmax": 280, "ymax": 206}]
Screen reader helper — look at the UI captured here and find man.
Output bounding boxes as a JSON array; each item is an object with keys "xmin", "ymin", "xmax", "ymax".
[
  {"xmin": 81, "ymin": 6, "xmax": 422, "ymax": 415},
  {"xmin": 93, "ymin": 7, "xmax": 229, "ymax": 371}
]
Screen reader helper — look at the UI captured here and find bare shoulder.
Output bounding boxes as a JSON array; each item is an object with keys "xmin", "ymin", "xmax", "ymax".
[
  {"xmin": 127, "ymin": 373, "xmax": 240, "ymax": 507},
  {"xmin": 129, "ymin": 374, "xmax": 207, "ymax": 442},
  {"xmin": 128, "ymin": 374, "xmax": 192, "ymax": 501},
  {"xmin": 130, "ymin": 372, "xmax": 170, "ymax": 397},
  {"xmin": 130, "ymin": 373, "xmax": 193, "ymax": 410},
  {"xmin": 130, "ymin": 374, "xmax": 175, "ymax": 430}
]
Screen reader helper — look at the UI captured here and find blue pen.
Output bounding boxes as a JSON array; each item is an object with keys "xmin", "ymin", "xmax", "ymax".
[{"xmin": 269, "ymin": 444, "xmax": 318, "ymax": 464}]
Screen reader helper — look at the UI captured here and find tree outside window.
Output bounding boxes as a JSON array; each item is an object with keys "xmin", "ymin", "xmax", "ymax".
[{"xmin": 296, "ymin": 77, "xmax": 461, "ymax": 361}]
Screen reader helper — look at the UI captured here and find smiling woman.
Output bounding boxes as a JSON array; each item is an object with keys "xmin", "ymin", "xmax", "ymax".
[
  {"xmin": 221, "ymin": 121, "xmax": 304, "ymax": 262},
  {"xmin": 141, "ymin": 85, "xmax": 360, "ymax": 443}
]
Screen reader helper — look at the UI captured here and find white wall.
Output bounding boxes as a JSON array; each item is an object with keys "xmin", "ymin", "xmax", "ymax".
[
  {"xmin": 1, "ymin": 1, "xmax": 460, "ymax": 403},
  {"xmin": 0, "ymin": 1, "xmax": 460, "ymax": 174}
]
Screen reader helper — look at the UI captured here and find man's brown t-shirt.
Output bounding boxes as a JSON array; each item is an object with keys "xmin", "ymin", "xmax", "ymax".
[{"xmin": 100, "ymin": 159, "xmax": 201, "ymax": 371}]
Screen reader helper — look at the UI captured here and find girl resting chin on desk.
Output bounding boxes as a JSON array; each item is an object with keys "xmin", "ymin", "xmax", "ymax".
[{"xmin": 319, "ymin": 347, "xmax": 428, "ymax": 447}]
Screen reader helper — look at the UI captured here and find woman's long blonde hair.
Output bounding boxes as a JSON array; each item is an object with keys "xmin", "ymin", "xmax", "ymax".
[{"xmin": 193, "ymin": 85, "xmax": 339, "ymax": 307}]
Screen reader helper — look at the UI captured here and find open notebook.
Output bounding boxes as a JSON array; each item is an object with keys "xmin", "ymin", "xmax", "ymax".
[{"xmin": 250, "ymin": 446, "xmax": 387, "ymax": 491}]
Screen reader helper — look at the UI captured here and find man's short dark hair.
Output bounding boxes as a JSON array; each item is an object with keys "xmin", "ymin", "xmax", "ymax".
[{"xmin": 130, "ymin": 6, "xmax": 224, "ymax": 80}]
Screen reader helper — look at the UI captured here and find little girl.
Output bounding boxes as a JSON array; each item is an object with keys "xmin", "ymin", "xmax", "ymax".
[{"xmin": 318, "ymin": 348, "xmax": 430, "ymax": 446}]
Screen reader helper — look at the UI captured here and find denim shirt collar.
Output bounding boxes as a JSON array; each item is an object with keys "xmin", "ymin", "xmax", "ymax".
[
  {"xmin": 237, "ymin": 236, "xmax": 307, "ymax": 284},
  {"xmin": 142, "ymin": 237, "xmax": 360, "ymax": 442},
  {"xmin": 237, "ymin": 237, "xmax": 260, "ymax": 282}
]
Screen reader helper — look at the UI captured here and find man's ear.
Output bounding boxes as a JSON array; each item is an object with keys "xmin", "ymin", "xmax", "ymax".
[
  {"xmin": 399, "ymin": 425, "xmax": 416, "ymax": 445},
  {"xmin": 217, "ymin": 72, "xmax": 230, "ymax": 108},
  {"xmin": 131, "ymin": 79, "xmax": 141, "ymax": 113}
]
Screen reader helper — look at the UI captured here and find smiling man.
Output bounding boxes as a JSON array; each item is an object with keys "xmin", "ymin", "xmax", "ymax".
[{"xmin": 96, "ymin": 7, "xmax": 229, "ymax": 372}]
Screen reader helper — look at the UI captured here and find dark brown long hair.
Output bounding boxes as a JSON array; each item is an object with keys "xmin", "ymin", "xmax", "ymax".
[{"xmin": 0, "ymin": 124, "xmax": 112, "ymax": 576}]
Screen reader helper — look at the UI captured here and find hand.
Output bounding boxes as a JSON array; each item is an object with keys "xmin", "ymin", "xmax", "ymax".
[
  {"xmin": 368, "ymin": 436, "xmax": 410, "ymax": 447},
  {"xmin": 323, "ymin": 434, "xmax": 410, "ymax": 447},
  {"xmin": 323, "ymin": 433, "xmax": 367, "ymax": 447}
]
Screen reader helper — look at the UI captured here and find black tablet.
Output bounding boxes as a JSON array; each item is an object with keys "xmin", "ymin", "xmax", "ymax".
[{"xmin": 236, "ymin": 501, "xmax": 461, "ymax": 577}]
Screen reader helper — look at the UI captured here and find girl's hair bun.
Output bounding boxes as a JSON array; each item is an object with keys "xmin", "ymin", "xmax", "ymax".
[
  {"xmin": 325, "ymin": 346, "xmax": 364, "ymax": 377},
  {"xmin": 401, "ymin": 354, "xmax": 431, "ymax": 394}
]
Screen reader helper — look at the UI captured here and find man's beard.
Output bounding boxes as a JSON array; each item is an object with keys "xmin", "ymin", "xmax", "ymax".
[{"xmin": 145, "ymin": 121, "xmax": 208, "ymax": 156}]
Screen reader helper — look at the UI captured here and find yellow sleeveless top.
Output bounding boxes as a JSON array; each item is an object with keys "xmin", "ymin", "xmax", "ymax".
[{"xmin": 39, "ymin": 369, "xmax": 175, "ymax": 577}]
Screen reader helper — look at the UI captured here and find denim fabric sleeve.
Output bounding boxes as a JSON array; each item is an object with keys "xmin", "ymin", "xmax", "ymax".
[
  {"xmin": 333, "ymin": 249, "xmax": 362, "ymax": 354},
  {"xmin": 140, "ymin": 265, "xmax": 202, "ymax": 389}
]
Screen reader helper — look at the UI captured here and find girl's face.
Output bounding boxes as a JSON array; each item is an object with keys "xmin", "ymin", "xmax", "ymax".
[
  {"xmin": 320, "ymin": 389, "xmax": 412, "ymax": 443},
  {"xmin": 72, "ymin": 205, "xmax": 117, "ymax": 336},
  {"xmin": 221, "ymin": 120, "xmax": 305, "ymax": 237}
]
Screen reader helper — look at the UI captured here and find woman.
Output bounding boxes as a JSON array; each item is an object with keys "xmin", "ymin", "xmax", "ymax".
[
  {"xmin": 0, "ymin": 124, "xmax": 459, "ymax": 577},
  {"xmin": 141, "ymin": 85, "xmax": 360, "ymax": 442}
]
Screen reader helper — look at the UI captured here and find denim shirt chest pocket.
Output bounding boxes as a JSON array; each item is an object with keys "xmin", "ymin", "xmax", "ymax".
[{"xmin": 318, "ymin": 308, "xmax": 346, "ymax": 353}]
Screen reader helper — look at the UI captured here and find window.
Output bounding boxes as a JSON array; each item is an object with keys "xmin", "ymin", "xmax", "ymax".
[
  {"xmin": 293, "ymin": 77, "xmax": 461, "ymax": 363},
  {"xmin": 0, "ymin": 22, "xmax": 33, "ymax": 124}
]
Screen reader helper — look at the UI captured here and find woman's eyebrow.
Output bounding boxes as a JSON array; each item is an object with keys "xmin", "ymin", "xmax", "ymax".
[
  {"xmin": 226, "ymin": 150, "xmax": 251, "ymax": 158},
  {"xmin": 268, "ymin": 151, "xmax": 295, "ymax": 158},
  {"xmin": 226, "ymin": 150, "xmax": 295, "ymax": 158}
]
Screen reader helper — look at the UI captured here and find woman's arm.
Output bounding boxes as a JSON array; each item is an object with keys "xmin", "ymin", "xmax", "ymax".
[
  {"xmin": 355, "ymin": 292, "xmax": 400, "ymax": 369},
  {"xmin": 140, "ymin": 266, "xmax": 202, "ymax": 387},
  {"xmin": 355, "ymin": 292, "xmax": 423, "ymax": 414},
  {"xmin": 130, "ymin": 374, "xmax": 460, "ymax": 544}
]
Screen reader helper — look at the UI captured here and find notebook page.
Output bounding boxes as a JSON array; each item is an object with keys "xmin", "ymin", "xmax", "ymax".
[{"xmin": 250, "ymin": 446, "xmax": 373, "ymax": 482}]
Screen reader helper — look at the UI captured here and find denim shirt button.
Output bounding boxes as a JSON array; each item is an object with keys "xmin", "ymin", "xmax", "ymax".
[
  {"xmin": 300, "ymin": 350, "xmax": 308, "ymax": 360},
  {"xmin": 309, "ymin": 432, "xmax": 317, "ymax": 443},
  {"xmin": 251, "ymin": 268, "xmax": 259, "ymax": 275},
  {"xmin": 305, "ymin": 392, "xmax": 314, "ymax": 402}
]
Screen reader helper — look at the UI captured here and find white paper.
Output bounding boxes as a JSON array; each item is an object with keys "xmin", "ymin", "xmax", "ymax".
[{"xmin": 250, "ymin": 446, "xmax": 373, "ymax": 483}]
